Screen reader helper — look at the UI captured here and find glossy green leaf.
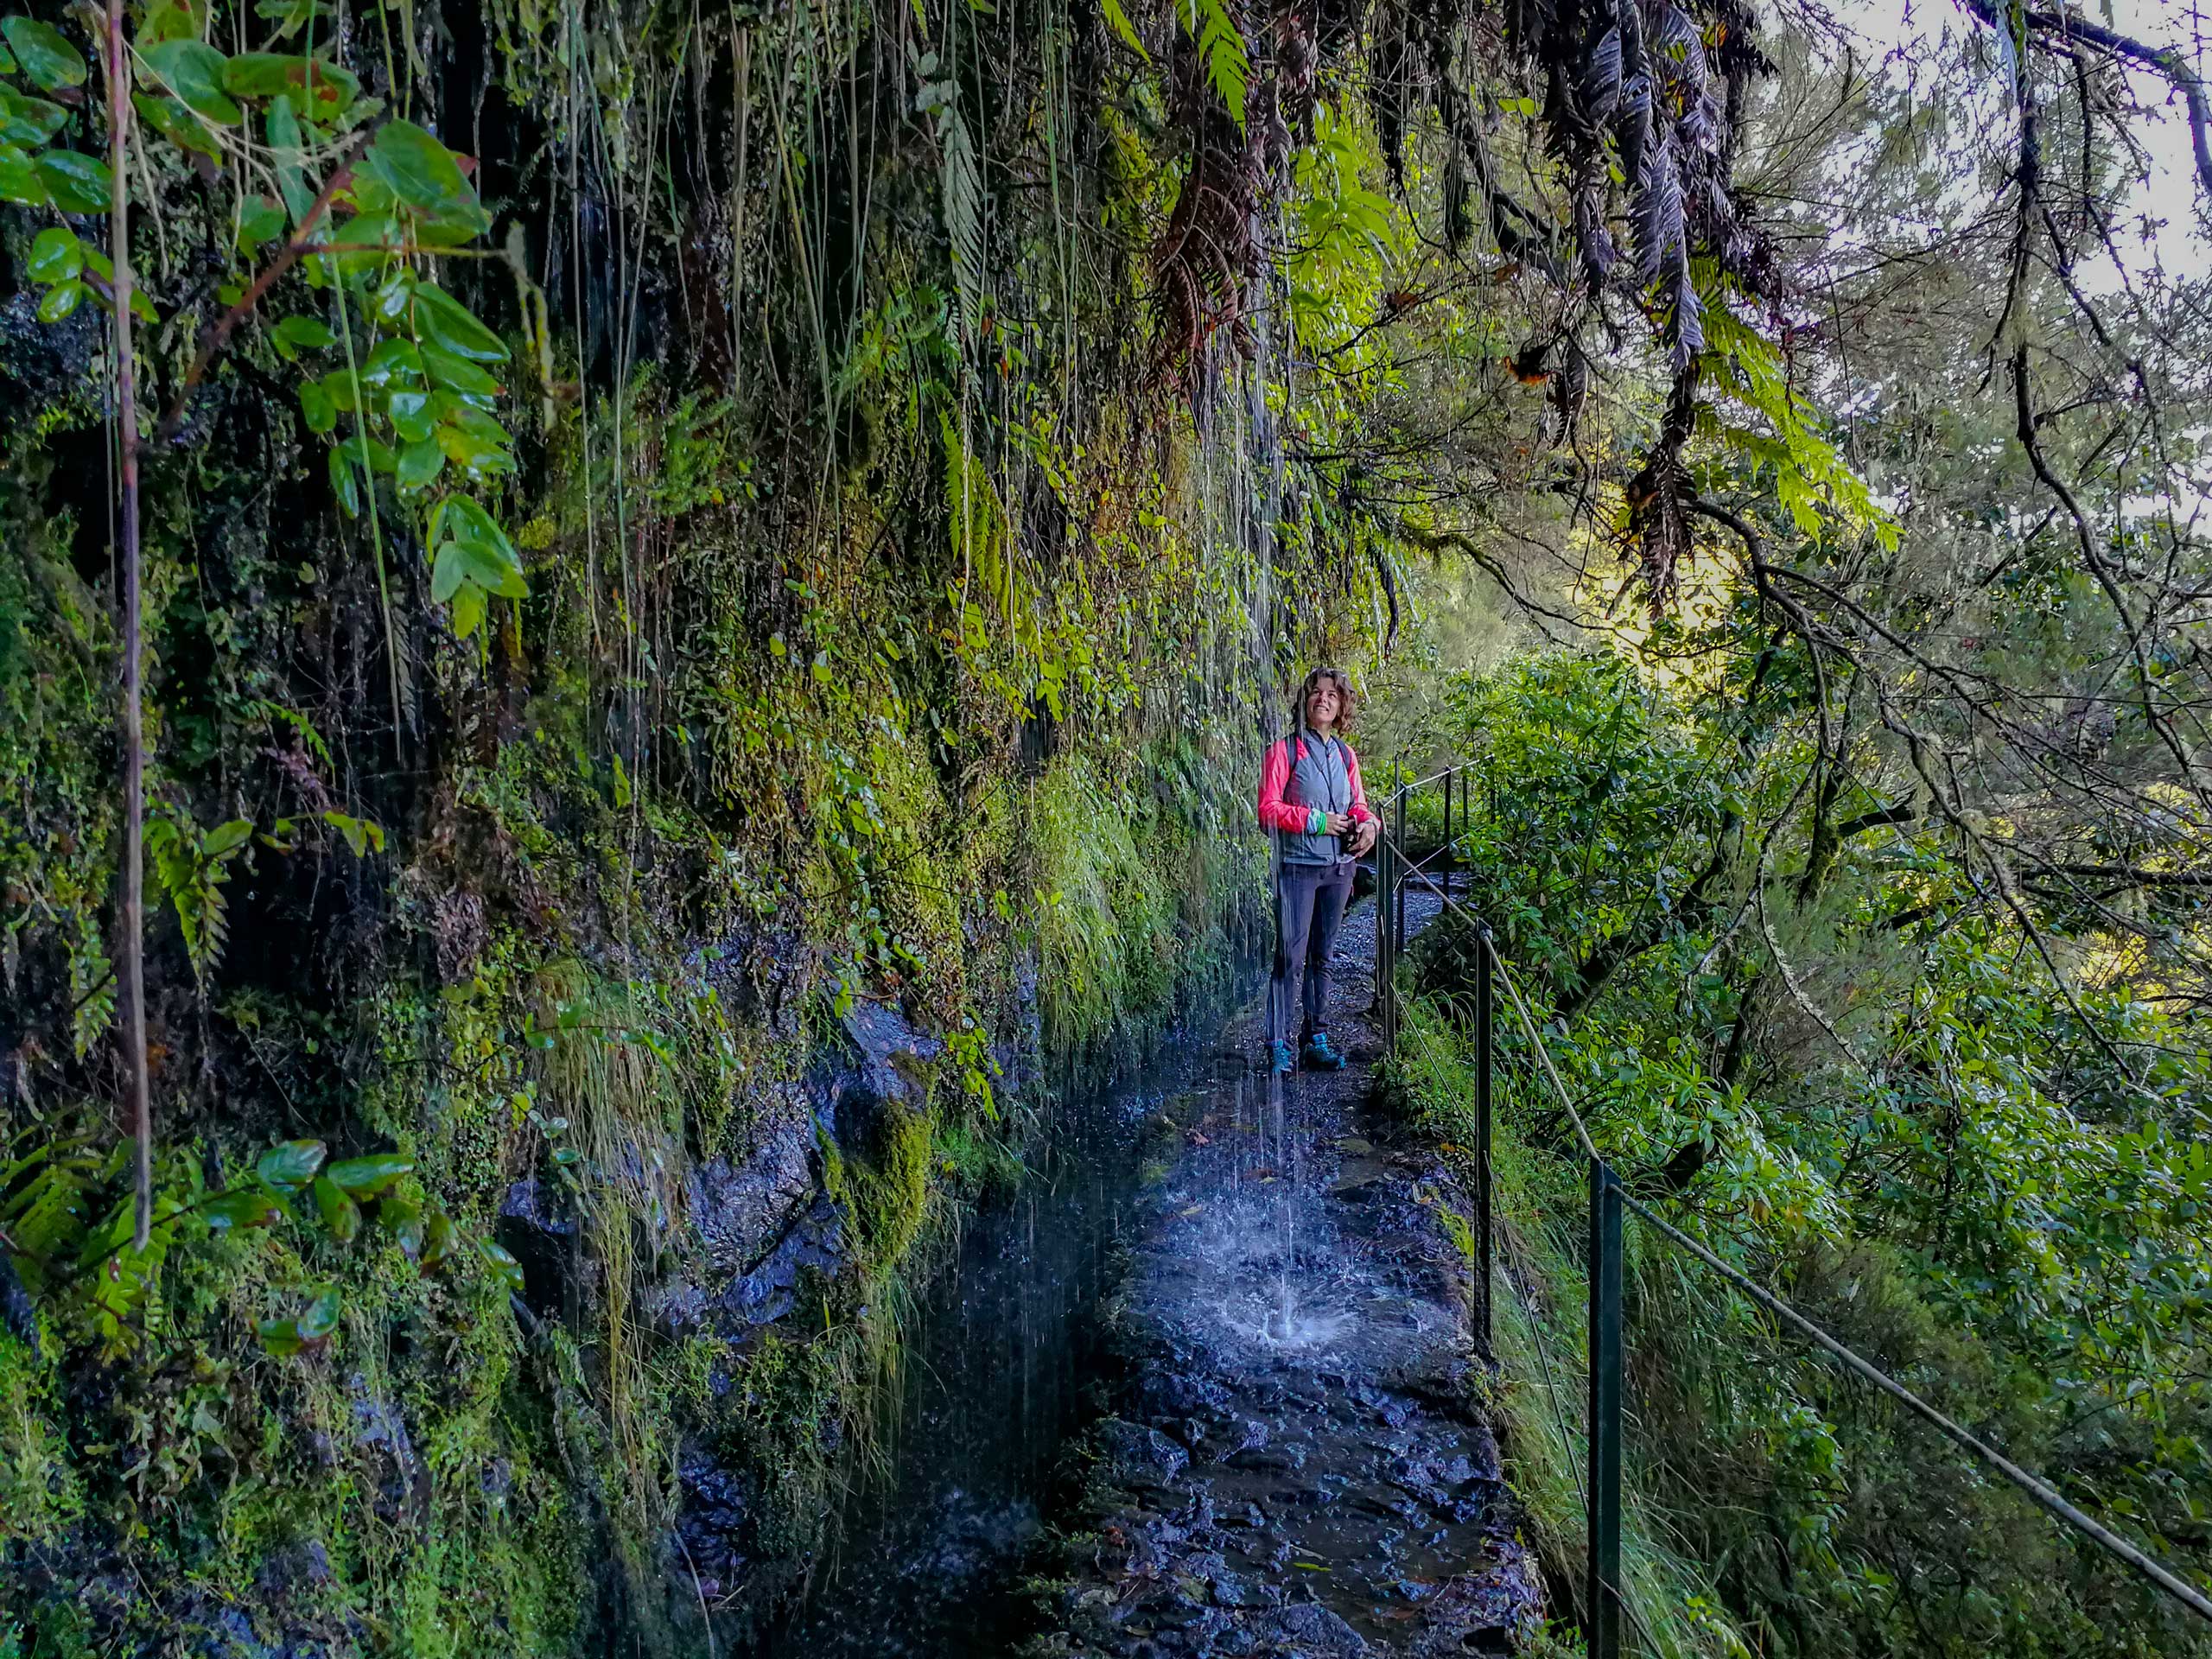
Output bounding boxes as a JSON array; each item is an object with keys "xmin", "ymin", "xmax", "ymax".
[
  {"xmin": 435, "ymin": 422, "xmax": 512, "ymax": 477},
  {"xmin": 204, "ymin": 1185, "xmax": 286, "ymax": 1230},
  {"xmin": 143, "ymin": 39, "xmax": 242, "ymax": 125},
  {"xmin": 272, "ymin": 313, "xmax": 335, "ymax": 353},
  {"xmin": 0, "ymin": 85, "xmax": 65, "ymax": 145},
  {"xmin": 327, "ymin": 443, "xmax": 359, "ymax": 515},
  {"xmin": 2, "ymin": 18, "xmax": 86, "ymax": 92},
  {"xmin": 265, "ymin": 94, "xmax": 312, "ymax": 226},
  {"xmin": 0, "ymin": 143, "xmax": 41, "ymax": 206},
  {"xmin": 420, "ymin": 1209, "xmax": 457, "ymax": 1271},
  {"xmin": 397, "ymin": 436, "xmax": 442, "ymax": 491},
  {"xmin": 479, "ymin": 1237, "xmax": 524, "ymax": 1292},
  {"xmin": 238, "ymin": 194, "xmax": 288, "ymax": 251},
  {"xmin": 134, "ymin": 91, "xmax": 225, "ymax": 160},
  {"xmin": 26, "ymin": 226, "xmax": 79, "ymax": 281},
  {"xmin": 379, "ymin": 1193, "xmax": 426, "ymax": 1258},
  {"xmin": 420, "ymin": 344, "xmax": 498, "ymax": 396},
  {"xmin": 386, "ymin": 387, "xmax": 434, "ymax": 442},
  {"xmin": 359, "ymin": 336, "xmax": 423, "ymax": 387},
  {"xmin": 360, "ymin": 118, "xmax": 474, "ymax": 216},
  {"xmin": 298, "ymin": 378, "xmax": 335, "ymax": 433},
  {"xmin": 256, "ymin": 1138, "xmax": 327, "ymax": 1192},
  {"xmin": 325, "ymin": 1153, "xmax": 413, "ymax": 1197},
  {"xmin": 35, "ymin": 278, "xmax": 83, "ymax": 321},
  {"xmin": 410, "ymin": 282, "xmax": 507, "ymax": 362},
  {"xmin": 310, "ymin": 1174, "xmax": 360, "ymax": 1242},
  {"xmin": 257, "ymin": 1286, "xmax": 341, "ymax": 1357},
  {"xmin": 36, "ymin": 149, "xmax": 110, "ymax": 214}
]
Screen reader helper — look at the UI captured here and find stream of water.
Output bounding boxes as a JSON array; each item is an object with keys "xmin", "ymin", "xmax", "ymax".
[{"xmin": 768, "ymin": 887, "xmax": 1538, "ymax": 1657}]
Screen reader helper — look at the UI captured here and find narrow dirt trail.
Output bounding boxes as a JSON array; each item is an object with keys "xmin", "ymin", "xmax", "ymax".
[{"xmin": 1027, "ymin": 888, "xmax": 1544, "ymax": 1657}]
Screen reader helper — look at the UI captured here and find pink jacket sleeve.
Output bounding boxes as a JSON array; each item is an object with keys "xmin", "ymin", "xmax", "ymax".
[
  {"xmin": 1345, "ymin": 745, "xmax": 1375, "ymax": 823},
  {"xmin": 1257, "ymin": 740, "xmax": 1322, "ymax": 836}
]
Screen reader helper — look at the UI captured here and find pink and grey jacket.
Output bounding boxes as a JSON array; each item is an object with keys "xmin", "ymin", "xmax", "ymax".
[{"xmin": 1258, "ymin": 728, "xmax": 1375, "ymax": 866}]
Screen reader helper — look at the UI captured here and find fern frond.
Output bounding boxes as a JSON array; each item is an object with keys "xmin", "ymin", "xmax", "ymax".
[
  {"xmin": 941, "ymin": 103, "xmax": 986, "ymax": 354},
  {"xmin": 1183, "ymin": 0, "xmax": 1250, "ymax": 130}
]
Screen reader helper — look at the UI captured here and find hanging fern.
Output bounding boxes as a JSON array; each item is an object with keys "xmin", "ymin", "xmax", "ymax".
[
  {"xmin": 1181, "ymin": 0, "xmax": 1250, "ymax": 130},
  {"xmin": 915, "ymin": 50, "xmax": 987, "ymax": 357},
  {"xmin": 144, "ymin": 812, "xmax": 252, "ymax": 986}
]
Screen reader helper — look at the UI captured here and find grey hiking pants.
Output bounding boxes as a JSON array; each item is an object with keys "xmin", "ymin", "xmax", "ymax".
[{"xmin": 1269, "ymin": 859, "xmax": 1354, "ymax": 1049}]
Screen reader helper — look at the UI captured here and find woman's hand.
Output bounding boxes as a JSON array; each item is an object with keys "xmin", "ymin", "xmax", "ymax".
[
  {"xmin": 1324, "ymin": 810, "xmax": 1355, "ymax": 836},
  {"xmin": 1351, "ymin": 818, "xmax": 1379, "ymax": 855}
]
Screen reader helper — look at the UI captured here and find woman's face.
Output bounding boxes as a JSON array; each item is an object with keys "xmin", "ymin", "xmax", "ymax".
[{"xmin": 1305, "ymin": 678, "xmax": 1342, "ymax": 730}]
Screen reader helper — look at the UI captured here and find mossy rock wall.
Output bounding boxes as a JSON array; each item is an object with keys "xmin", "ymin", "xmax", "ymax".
[{"xmin": 0, "ymin": 2, "xmax": 1338, "ymax": 1652}]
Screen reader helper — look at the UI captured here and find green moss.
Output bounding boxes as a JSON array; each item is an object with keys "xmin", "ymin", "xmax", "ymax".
[{"xmin": 0, "ymin": 1332, "xmax": 80, "ymax": 1547}]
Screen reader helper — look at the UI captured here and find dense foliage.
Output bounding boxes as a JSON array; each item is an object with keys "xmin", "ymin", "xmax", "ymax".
[{"xmin": 4, "ymin": 0, "xmax": 2211, "ymax": 1652}]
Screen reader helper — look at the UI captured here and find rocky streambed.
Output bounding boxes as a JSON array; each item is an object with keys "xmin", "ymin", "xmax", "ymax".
[
  {"xmin": 1020, "ymin": 895, "xmax": 1542, "ymax": 1658},
  {"xmin": 776, "ymin": 888, "xmax": 1545, "ymax": 1658}
]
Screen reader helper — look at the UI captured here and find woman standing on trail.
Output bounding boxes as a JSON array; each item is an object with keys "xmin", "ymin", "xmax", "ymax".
[{"xmin": 1256, "ymin": 668, "xmax": 1379, "ymax": 1075}]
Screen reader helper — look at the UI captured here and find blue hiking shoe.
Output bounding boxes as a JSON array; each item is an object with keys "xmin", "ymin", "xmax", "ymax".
[
  {"xmin": 1269, "ymin": 1039, "xmax": 1296, "ymax": 1075},
  {"xmin": 1302, "ymin": 1031, "xmax": 1347, "ymax": 1071}
]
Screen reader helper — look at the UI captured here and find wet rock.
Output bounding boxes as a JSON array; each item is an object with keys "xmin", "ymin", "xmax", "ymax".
[
  {"xmin": 703, "ymin": 1191, "xmax": 848, "ymax": 1330},
  {"xmin": 348, "ymin": 1376, "xmax": 427, "ymax": 1524},
  {"xmin": 673, "ymin": 1440, "xmax": 753, "ymax": 1602},
  {"xmin": 496, "ymin": 1177, "xmax": 580, "ymax": 1320},
  {"xmin": 1, "ymin": 1246, "xmax": 37, "ymax": 1344},
  {"xmin": 685, "ymin": 1081, "xmax": 816, "ymax": 1275},
  {"xmin": 1268, "ymin": 1603, "xmax": 1366, "ymax": 1656},
  {"xmin": 694, "ymin": 924, "xmax": 822, "ymax": 1042},
  {"xmin": 1097, "ymin": 1421, "xmax": 1191, "ymax": 1489}
]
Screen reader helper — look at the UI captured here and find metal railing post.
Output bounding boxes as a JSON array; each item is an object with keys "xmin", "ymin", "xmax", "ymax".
[
  {"xmin": 1377, "ymin": 828, "xmax": 1395, "ymax": 1052},
  {"xmin": 1393, "ymin": 790, "xmax": 1408, "ymax": 959},
  {"xmin": 1475, "ymin": 921, "xmax": 1493, "ymax": 1348},
  {"xmin": 1589, "ymin": 1159, "xmax": 1624, "ymax": 1659}
]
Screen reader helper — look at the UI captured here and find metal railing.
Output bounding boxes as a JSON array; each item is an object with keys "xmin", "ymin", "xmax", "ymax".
[{"xmin": 1369, "ymin": 797, "xmax": 2212, "ymax": 1656}]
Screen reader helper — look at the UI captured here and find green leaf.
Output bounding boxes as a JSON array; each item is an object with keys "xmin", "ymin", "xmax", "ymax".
[
  {"xmin": 410, "ymin": 282, "xmax": 507, "ymax": 362},
  {"xmin": 202, "ymin": 818, "xmax": 252, "ymax": 857},
  {"xmin": 204, "ymin": 1185, "xmax": 286, "ymax": 1230},
  {"xmin": 327, "ymin": 443, "xmax": 359, "ymax": 515},
  {"xmin": 222, "ymin": 52, "xmax": 358, "ymax": 121},
  {"xmin": 2, "ymin": 18, "xmax": 86, "ymax": 93},
  {"xmin": 479, "ymin": 1238, "xmax": 524, "ymax": 1292},
  {"xmin": 237, "ymin": 194, "xmax": 288, "ymax": 251},
  {"xmin": 419, "ymin": 344, "xmax": 497, "ymax": 396},
  {"xmin": 325, "ymin": 1153, "xmax": 413, "ymax": 1198},
  {"xmin": 35, "ymin": 279, "xmax": 84, "ymax": 322},
  {"xmin": 272, "ymin": 313, "xmax": 335, "ymax": 353},
  {"xmin": 298, "ymin": 378, "xmax": 335, "ymax": 433},
  {"xmin": 256, "ymin": 1139, "xmax": 327, "ymax": 1192},
  {"xmin": 435, "ymin": 422, "xmax": 512, "ymax": 478},
  {"xmin": 0, "ymin": 142, "xmax": 40, "ymax": 206},
  {"xmin": 386, "ymin": 387, "xmax": 434, "ymax": 442},
  {"xmin": 257, "ymin": 1286, "xmax": 340, "ymax": 1357},
  {"xmin": 0, "ymin": 85, "xmax": 65, "ymax": 145},
  {"xmin": 420, "ymin": 1209, "xmax": 457, "ymax": 1270},
  {"xmin": 26, "ymin": 227, "xmax": 79, "ymax": 280},
  {"xmin": 360, "ymin": 118, "xmax": 480, "ymax": 220},
  {"xmin": 359, "ymin": 336, "xmax": 423, "ymax": 387},
  {"xmin": 310, "ymin": 1174, "xmax": 360, "ymax": 1242},
  {"xmin": 141, "ymin": 3, "xmax": 203, "ymax": 48},
  {"xmin": 143, "ymin": 39, "xmax": 242, "ymax": 125},
  {"xmin": 36, "ymin": 149, "xmax": 111, "ymax": 214},
  {"xmin": 449, "ymin": 581, "xmax": 486, "ymax": 639},
  {"xmin": 396, "ymin": 436, "xmax": 443, "ymax": 491},
  {"xmin": 378, "ymin": 1192, "xmax": 425, "ymax": 1255},
  {"xmin": 265, "ymin": 94, "xmax": 312, "ymax": 226},
  {"xmin": 134, "ymin": 91, "xmax": 224, "ymax": 160}
]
